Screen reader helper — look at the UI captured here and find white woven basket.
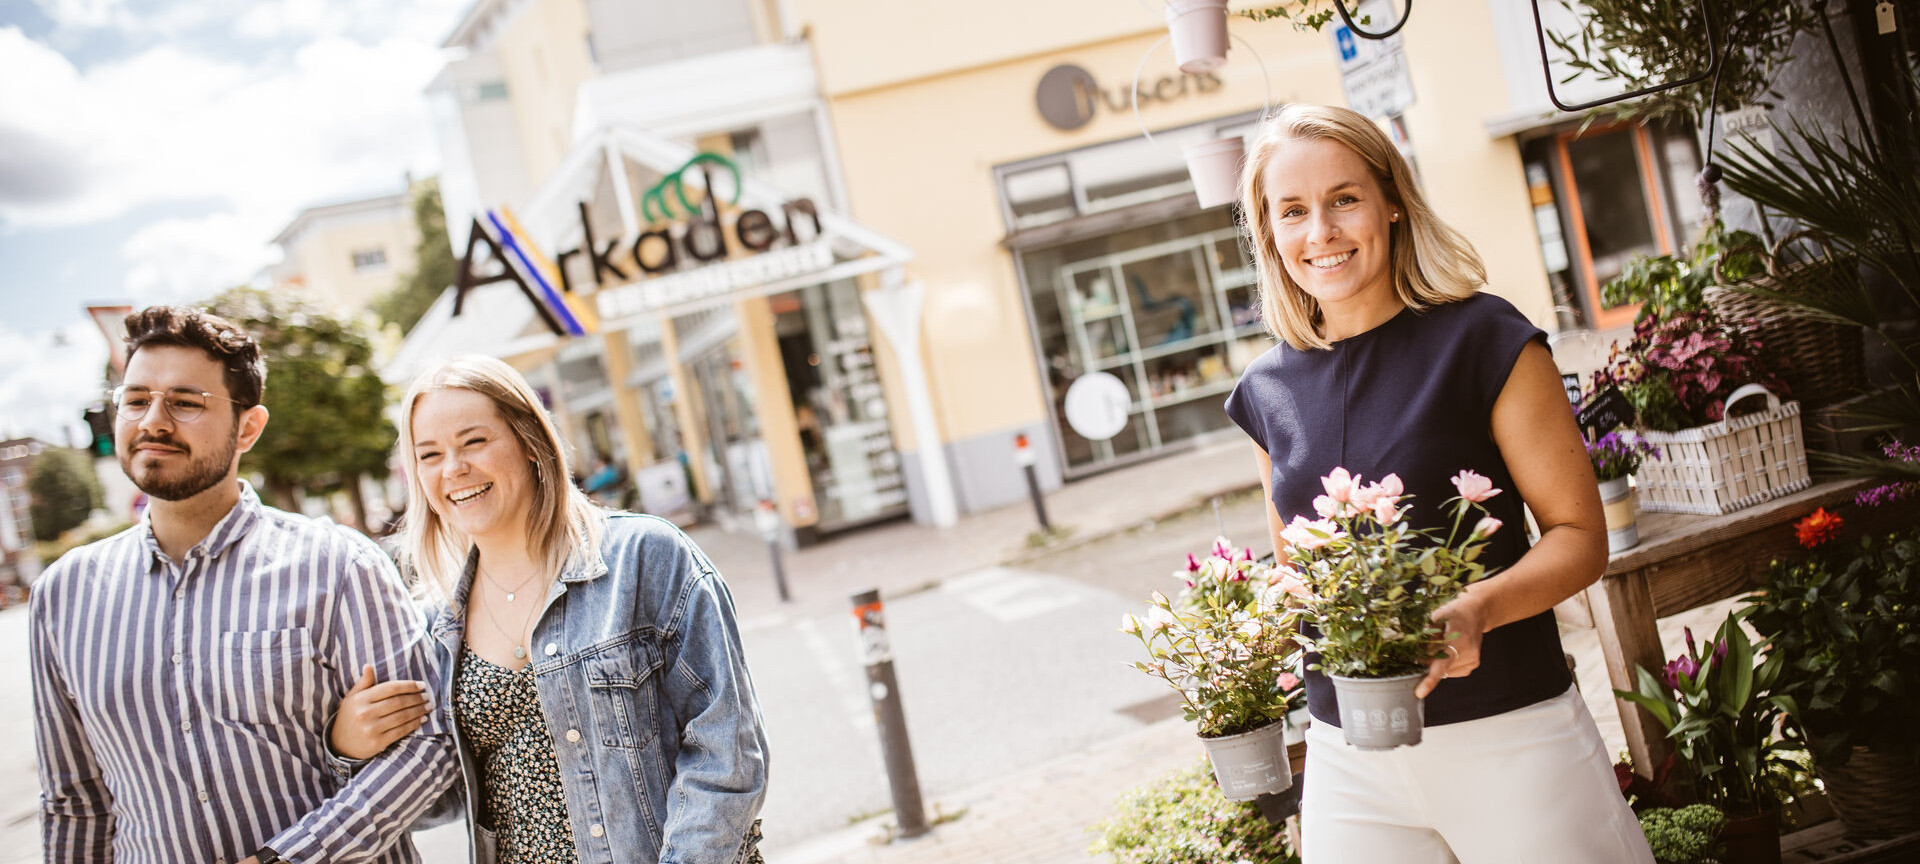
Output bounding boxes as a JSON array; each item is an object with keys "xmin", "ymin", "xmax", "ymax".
[{"xmin": 1633, "ymin": 384, "xmax": 1811, "ymax": 516}]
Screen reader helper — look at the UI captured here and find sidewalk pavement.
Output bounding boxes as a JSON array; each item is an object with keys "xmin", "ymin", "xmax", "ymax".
[
  {"xmin": 769, "ymin": 715, "xmax": 1205, "ymax": 864},
  {"xmin": 692, "ymin": 436, "xmax": 1264, "ymax": 623}
]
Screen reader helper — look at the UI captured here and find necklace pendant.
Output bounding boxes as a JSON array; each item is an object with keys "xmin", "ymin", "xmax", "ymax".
[
  {"xmin": 506, "ymin": 592, "xmax": 515, "ymax": 602},
  {"xmin": 513, "ymin": 646, "xmax": 528, "ymax": 659}
]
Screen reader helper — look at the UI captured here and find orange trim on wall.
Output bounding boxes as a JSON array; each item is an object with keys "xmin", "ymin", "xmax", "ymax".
[
  {"xmin": 1553, "ymin": 124, "xmax": 1662, "ymax": 332},
  {"xmin": 1633, "ymin": 126, "xmax": 1675, "ymax": 256}
]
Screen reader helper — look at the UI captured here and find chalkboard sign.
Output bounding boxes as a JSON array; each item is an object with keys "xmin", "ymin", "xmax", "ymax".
[{"xmin": 1577, "ymin": 387, "xmax": 1634, "ymax": 442}]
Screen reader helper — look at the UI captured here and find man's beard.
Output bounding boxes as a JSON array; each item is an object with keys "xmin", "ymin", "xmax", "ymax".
[{"xmin": 121, "ymin": 430, "xmax": 238, "ymax": 502}]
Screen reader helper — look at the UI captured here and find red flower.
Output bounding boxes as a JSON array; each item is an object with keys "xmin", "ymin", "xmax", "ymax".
[{"xmin": 1794, "ymin": 507, "xmax": 1844, "ymax": 548}]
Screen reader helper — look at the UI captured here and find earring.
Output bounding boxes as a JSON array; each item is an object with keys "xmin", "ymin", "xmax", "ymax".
[{"xmin": 1391, "ymin": 212, "xmax": 1400, "ymax": 222}]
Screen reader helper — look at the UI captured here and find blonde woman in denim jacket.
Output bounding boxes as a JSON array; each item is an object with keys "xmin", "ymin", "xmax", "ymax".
[{"xmin": 329, "ymin": 355, "xmax": 768, "ymax": 864}]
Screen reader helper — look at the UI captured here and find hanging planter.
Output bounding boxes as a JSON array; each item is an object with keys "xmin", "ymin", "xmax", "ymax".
[
  {"xmin": 1164, "ymin": 0, "xmax": 1230, "ymax": 74},
  {"xmin": 1132, "ymin": 30, "xmax": 1270, "ymax": 209},
  {"xmin": 1184, "ymin": 136, "xmax": 1246, "ymax": 209}
]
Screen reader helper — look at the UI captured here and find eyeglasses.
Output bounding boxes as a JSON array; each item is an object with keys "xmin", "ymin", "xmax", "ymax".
[{"xmin": 110, "ymin": 386, "xmax": 248, "ymax": 423}]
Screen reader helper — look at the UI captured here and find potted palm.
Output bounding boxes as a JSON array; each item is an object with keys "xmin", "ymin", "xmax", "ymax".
[
  {"xmin": 1276, "ymin": 468, "xmax": 1505, "ymax": 750},
  {"xmin": 1617, "ymin": 612, "xmax": 1805, "ymax": 864},
  {"xmin": 1587, "ymin": 431, "xmax": 1661, "ymax": 553},
  {"xmin": 1124, "ymin": 538, "xmax": 1303, "ymax": 800},
  {"xmin": 1745, "ymin": 511, "xmax": 1920, "ymax": 839}
]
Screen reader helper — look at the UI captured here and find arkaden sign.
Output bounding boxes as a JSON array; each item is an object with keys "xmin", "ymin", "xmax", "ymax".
[{"xmin": 451, "ymin": 152, "xmax": 826, "ymax": 336}]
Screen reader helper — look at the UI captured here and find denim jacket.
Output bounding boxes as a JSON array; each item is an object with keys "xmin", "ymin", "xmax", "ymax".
[{"xmin": 427, "ymin": 514, "xmax": 770, "ymax": 864}]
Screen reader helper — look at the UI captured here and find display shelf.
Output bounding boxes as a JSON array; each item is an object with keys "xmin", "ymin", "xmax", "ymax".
[
  {"xmin": 1088, "ymin": 331, "xmax": 1229, "ymax": 372},
  {"xmin": 1142, "ymin": 378, "xmax": 1236, "ymax": 411}
]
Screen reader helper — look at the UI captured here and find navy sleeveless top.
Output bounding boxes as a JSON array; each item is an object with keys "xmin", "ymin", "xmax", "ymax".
[{"xmin": 1224, "ymin": 292, "xmax": 1572, "ymax": 727}]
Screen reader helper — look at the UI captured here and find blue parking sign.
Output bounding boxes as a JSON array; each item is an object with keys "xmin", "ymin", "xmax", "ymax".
[{"xmin": 1336, "ymin": 27, "xmax": 1357, "ymax": 62}]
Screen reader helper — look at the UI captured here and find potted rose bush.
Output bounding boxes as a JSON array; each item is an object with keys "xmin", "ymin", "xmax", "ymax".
[
  {"xmin": 1276, "ymin": 468, "xmax": 1505, "ymax": 750},
  {"xmin": 1124, "ymin": 538, "xmax": 1303, "ymax": 800}
]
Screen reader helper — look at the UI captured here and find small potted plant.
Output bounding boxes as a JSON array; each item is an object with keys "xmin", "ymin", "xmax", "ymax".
[
  {"xmin": 1124, "ymin": 538, "xmax": 1303, "ymax": 800},
  {"xmin": 1089, "ymin": 758, "xmax": 1301, "ymax": 864},
  {"xmin": 1276, "ymin": 468, "xmax": 1505, "ymax": 750},
  {"xmin": 1744, "ymin": 509, "xmax": 1920, "ymax": 839},
  {"xmin": 1587, "ymin": 431, "xmax": 1661, "ymax": 553},
  {"xmin": 1617, "ymin": 612, "xmax": 1805, "ymax": 864},
  {"xmin": 1637, "ymin": 804, "xmax": 1728, "ymax": 864},
  {"xmin": 1164, "ymin": 0, "xmax": 1230, "ymax": 74}
]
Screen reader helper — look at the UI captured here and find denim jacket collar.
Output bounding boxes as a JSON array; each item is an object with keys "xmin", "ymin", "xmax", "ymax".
[{"xmin": 427, "ymin": 542, "xmax": 608, "ymax": 648}]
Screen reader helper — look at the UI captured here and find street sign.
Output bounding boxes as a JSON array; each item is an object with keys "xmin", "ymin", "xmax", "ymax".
[
  {"xmin": 1329, "ymin": 1, "xmax": 1415, "ymax": 119},
  {"xmin": 1063, "ymin": 372, "xmax": 1131, "ymax": 442}
]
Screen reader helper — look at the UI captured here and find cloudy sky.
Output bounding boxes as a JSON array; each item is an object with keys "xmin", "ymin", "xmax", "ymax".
[{"xmin": 0, "ymin": 0, "xmax": 471, "ymax": 444}]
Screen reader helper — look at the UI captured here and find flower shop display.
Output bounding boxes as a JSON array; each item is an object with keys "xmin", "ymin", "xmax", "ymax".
[
  {"xmin": 1588, "ymin": 431, "xmax": 1661, "ymax": 553},
  {"xmin": 1277, "ymin": 468, "xmax": 1505, "ymax": 750},
  {"xmin": 1594, "ymin": 312, "xmax": 1810, "ymax": 516},
  {"xmin": 1089, "ymin": 758, "xmax": 1300, "ymax": 864},
  {"xmin": 1637, "ymin": 804, "xmax": 1728, "ymax": 864},
  {"xmin": 1124, "ymin": 538, "xmax": 1302, "ymax": 800},
  {"xmin": 1617, "ymin": 612, "xmax": 1805, "ymax": 863},
  {"xmin": 1744, "ymin": 510, "xmax": 1920, "ymax": 839}
]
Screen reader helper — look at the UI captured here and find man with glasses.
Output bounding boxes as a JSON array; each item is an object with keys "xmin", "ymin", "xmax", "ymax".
[{"xmin": 28, "ymin": 306, "xmax": 456, "ymax": 864}]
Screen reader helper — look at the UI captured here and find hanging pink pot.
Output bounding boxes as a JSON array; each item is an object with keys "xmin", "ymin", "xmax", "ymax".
[
  {"xmin": 1164, "ymin": 0, "xmax": 1230, "ymax": 74},
  {"xmin": 1184, "ymin": 136, "xmax": 1245, "ymax": 209}
]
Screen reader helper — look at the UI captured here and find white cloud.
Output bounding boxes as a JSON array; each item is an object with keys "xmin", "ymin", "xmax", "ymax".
[
  {"xmin": 121, "ymin": 211, "xmax": 279, "ymax": 304},
  {"xmin": 0, "ymin": 319, "xmax": 109, "ymax": 445}
]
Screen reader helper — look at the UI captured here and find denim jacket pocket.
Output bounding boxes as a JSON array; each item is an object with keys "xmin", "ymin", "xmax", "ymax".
[{"xmin": 583, "ymin": 638, "xmax": 661, "ymax": 749}]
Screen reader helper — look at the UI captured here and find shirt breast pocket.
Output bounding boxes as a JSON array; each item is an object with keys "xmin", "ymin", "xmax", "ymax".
[
  {"xmin": 584, "ymin": 639, "xmax": 662, "ymax": 750},
  {"xmin": 214, "ymin": 628, "xmax": 321, "ymax": 726}
]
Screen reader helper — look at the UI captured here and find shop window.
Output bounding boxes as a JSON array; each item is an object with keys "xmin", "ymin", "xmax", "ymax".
[
  {"xmin": 774, "ymin": 280, "xmax": 909, "ymax": 529},
  {"xmin": 1552, "ymin": 123, "xmax": 1679, "ymax": 330},
  {"xmin": 1017, "ymin": 210, "xmax": 1264, "ymax": 475},
  {"xmin": 993, "ymin": 110, "xmax": 1262, "ymax": 233},
  {"xmin": 351, "ymin": 248, "xmax": 387, "ymax": 272}
]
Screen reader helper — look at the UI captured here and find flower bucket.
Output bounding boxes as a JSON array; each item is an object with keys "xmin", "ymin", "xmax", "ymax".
[
  {"xmin": 1718, "ymin": 807, "xmax": 1781, "ymax": 864},
  {"xmin": 1818, "ymin": 745, "xmax": 1920, "ymax": 839},
  {"xmin": 1184, "ymin": 136, "xmax": 1244, "ymax": 209},
  {"xmin": 1599, "ymin": 475, "xmax": 1640, "ymax": 553},
  {"xmin": 1329, "ymin": 672, "xmax": 1425, "ymax": 750},
  {"xmin": 1164, "ymin": 0, "xmax": 1229, "ymax": 74},
  {"xmin": 1199, "ymin": 720, "xmax": 1293, "ymax": 801},
  {"xmin": 1635, "ymin": 384, "xmax": 1809, "ymax": 516}
]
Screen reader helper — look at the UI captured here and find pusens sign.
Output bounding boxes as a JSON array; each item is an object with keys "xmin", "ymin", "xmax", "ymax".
[
  {"xmin": 1035, "ymin": 62, "xmax": 1223, "ymax": 132},
  {"xmin": 451, "ymin": 152, "xmax": 825, "ymax": 336}
]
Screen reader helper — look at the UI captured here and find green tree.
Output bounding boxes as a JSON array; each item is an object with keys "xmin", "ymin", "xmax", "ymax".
[
  {"xmin": 28, "ymin": 448, "xmax": 101, "ymax": 541},
  {"xmin": 204, "ymin": 287, "xmax": 395, "ymax": 529},
  {"xmin": 374, "ymin": 177, "xmax": 457, "ymax": 333}
]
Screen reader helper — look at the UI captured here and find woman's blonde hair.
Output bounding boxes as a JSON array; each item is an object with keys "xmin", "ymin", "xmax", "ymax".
[
  {"xmin": 1239, "ymin": 103, "xmax": 1486, "ymax": 351},
  {"xmin": 396, "ymin": 354, "xmax": 604, "ymax": 601}
]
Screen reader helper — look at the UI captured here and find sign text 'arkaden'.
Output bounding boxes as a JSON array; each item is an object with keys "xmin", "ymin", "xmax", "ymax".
[{"xmin": 451, "ymin": 152, "xmax": 824, "ymax": 336}]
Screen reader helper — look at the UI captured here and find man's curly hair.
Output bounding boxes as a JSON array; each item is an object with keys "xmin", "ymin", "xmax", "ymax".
[{"xmin": 123, "ymin": 306, "xmax": 266, "ymax": 410}]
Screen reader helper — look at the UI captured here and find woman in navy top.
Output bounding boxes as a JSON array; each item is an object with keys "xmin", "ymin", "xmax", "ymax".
[{"xmin": 1226, "ymin": 104, "xmax": 1652, "ymax": 862}]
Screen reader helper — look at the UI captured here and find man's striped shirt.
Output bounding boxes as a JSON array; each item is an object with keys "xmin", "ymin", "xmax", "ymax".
[{"xmin": 29, "ymin": 482, "xmax": 456, "ymax": 863}]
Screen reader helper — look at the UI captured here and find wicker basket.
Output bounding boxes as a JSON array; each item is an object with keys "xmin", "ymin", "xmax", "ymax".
[
  {"xmin": 1705, "ymin": 231, "xmax": 1867, "ymax": 414},
  {"xmin": 1635, "ymin": 384, "xmax": 1811, "ymax": 516},
  {"xmin": 1820, "ymin": 745, "xmax": 1920, "ymax": 839}
]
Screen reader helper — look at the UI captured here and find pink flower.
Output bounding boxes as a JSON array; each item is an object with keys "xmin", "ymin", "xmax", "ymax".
[
  {"xmin": 1278, "ymin": 672, "xmax": 1302, "ymax": 691},
  {"xmin": 1471, "ymin": 516, "xmax": 1503, "ymax": 538},
  {"xmin": 1120, "ymin": 613, "xmax": 1141, "ymax": 634},
  {"xmin": 1662, "ymin": 654, "xmax": 1700, "ymax": 691},
  {"xmin": 1377, "ymin": 473, "xmax": 1404, "ymax": 497},
  {"xmin": 1212, "ymin": 537, "xmax": 1233, "ymax": 560},
  {"xmin": 1349, "ymin": 485, "xmax": 1382, "ymax": 510},
  {"xmin": 1185, "ymin": 553, "xmax": 1202, "ymax": 573},
  {"xmin": 1313, "ymin": 495, "xmax": 1343, "ymax": 518},
  {"xmin": 1371, "ymin": 496, "xmax": 1403, "ymax": 525},
  {"xmin": 1281, "ymin": 516, "xmax": 1340, "ymax": 550},
  {"xmin": 1451, "ymin": 470, "xmax": 1502, "ymax": 503},
  {"xmin": 1238, "ymin": 547, "xmax": 1254, "ymax": 562},
  {"xmin": 1322, "ymin": 467, "xmax": 1358, "ymax": 503},
  {"xmin": 1272, "ymin": 571, "xmax": 1312, "ymax": 599}
]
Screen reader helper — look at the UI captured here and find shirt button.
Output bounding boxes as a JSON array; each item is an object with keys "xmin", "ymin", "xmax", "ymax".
[
  {"xmin": 173, "ymin": 590, "xmax": 185, "ymax": 600},
  {"xmin": 197, "ymin": 789, "xmax": 209, "ymax": 802},
  {"xmin": 565, "ymin": 729, "xmax": 581, "ymax": 743},
  {"xmin": 171, "ymin": 653, "xmax": 183, "ymax": 664},
  {"xmin": 543, "ymin": 643, "xmax": 558, "ymax": 657},
  {"xmin": 590, "ymin": 824, "xmax": 605, "ymax": 838},
  {"xmin": 179, "ymin": 721, "xmax": 191, "ymax": 732}
]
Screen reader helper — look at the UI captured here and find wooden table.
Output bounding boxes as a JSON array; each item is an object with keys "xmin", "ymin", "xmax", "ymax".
[{"xmin": 1576, "ymin": 477, "xmax": 1876, "ymax": 778}]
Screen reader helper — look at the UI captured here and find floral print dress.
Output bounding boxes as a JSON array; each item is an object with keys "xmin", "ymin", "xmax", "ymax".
[{"xmin": 454, "ymin": 646, "xmax": 579, "ymax": 864}]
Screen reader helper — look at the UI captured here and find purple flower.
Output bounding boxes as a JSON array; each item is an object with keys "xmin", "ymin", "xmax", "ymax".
[{"xmin": 1664, "ymin": 654, "xmax": 1702, "ymax": 691}]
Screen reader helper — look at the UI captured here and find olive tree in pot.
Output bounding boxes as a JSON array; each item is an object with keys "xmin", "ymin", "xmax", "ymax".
[
  {"xmin": 1275, "ymin": 468, "xmax": 1506, "ymax": 750},
  {"xmin": 1124, "ymin": 538, "xmax": 1304, "ymax": 800}
]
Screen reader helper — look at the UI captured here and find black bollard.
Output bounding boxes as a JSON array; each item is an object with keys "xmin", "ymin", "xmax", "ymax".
[
  {"xmin": 1014, "ymin": 433, "xmax": 1050, "ymax": 533},
  {"xmin": 850, "ymin": 588, "xmax": 929, "ymax": 839}
]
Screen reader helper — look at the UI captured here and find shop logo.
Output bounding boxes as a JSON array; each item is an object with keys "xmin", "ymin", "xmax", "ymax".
[
  {"xmin": 1034, "ymin": 62, "xmax": 1223, "ymax": 132},
  {"xmin": 451, "ymin": 152, "xmax": 823, "ymax": 336}
]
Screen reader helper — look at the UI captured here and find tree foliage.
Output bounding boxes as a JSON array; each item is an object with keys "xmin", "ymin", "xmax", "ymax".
[
  {"xmin": 28, "ymin": 448, "xmax": 101, "ymax": 541},
  {"xmin": 1547, "ymin": 0, "xmax": 1821, "ymax": 125},
  {"xmin": 373, "ymin": 177, "xmax": 457, "ymax": 333},
  {"xmin": 203, "ymin": 287, "xmax": 395, "ymax": 505}
]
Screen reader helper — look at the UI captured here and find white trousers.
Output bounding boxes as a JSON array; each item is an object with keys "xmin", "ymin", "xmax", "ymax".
[{"xmin": 1302, "ymin": 685, "xmax": 1655, "ymax": 864}]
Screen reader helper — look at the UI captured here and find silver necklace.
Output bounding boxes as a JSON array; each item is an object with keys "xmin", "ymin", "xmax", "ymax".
[
  {"xmin": 474, "ymin": 567, "xmax": 550, "ymax": 660},
  {"xmin": 481, "ymin": 564, "xmax": 541, "ymax": 604}
]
